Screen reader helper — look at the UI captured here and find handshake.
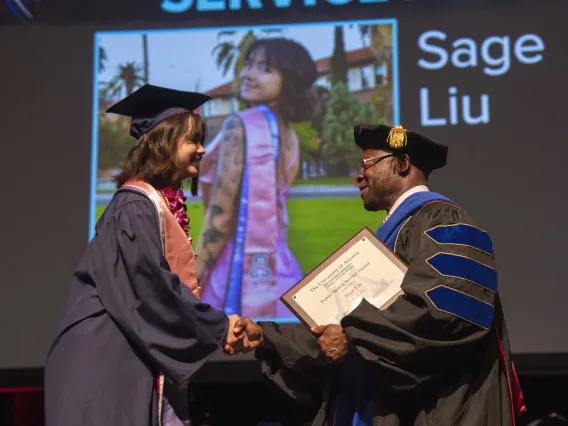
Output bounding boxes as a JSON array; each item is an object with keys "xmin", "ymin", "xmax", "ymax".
[
  {"xmin": 223, "ymin": 315, "xmax": 264, "ymax": 355},
  {"xmin": 222, "ymin": 315, "xmax": 349, "ymax": 362}
]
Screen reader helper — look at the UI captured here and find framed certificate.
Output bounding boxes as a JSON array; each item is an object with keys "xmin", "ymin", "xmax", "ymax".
[{"xmin": 280, "ymin": 227, "xmax": 408, "ymax": 328}]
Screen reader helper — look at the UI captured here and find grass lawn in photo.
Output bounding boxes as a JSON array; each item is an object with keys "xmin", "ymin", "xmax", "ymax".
[{"xmin": 95, "ymin": 197, "xmax": 384, "ymax": 274}]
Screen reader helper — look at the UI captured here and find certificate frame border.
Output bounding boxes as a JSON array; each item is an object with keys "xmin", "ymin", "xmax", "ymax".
[{"xmin": 280, "ymin": 226, "xmax": 407, "ymax": 328}]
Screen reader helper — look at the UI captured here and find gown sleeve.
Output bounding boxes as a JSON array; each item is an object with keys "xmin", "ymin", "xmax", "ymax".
[
  {"xmin": 341, "ymin": 202, "xmax": 498, "ymax": 394},
  {"xmin": 255, "ymin": 322, "xmax": 335, "ymax": 408},
  {"xmin": 92, "ymin": 198, "xmax": 229, "ymax": 385}
]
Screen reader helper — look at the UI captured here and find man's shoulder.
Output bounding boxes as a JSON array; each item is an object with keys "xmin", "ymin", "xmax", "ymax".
[
  {"xmin": 412, "ymin": 197, "xmax": 484, "ymax": 233},
  {"xmin": 418, "ymin": 197, "xmax": 461, "ymax": 217},
  {"xmin": 400, "ymin": 197, "xmax": 496, "ymax": 262}
]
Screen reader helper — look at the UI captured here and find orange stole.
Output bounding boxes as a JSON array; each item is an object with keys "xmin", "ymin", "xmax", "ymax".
[{"xmin": 120, "ymin": 180, "xmax": 201, "ymax": 300}]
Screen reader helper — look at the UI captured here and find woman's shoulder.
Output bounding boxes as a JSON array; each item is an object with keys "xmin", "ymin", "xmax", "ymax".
[
  {"xmin": 218, "ymin": 113, "xmax": 246, "ymax": 149},
  {"xmin": 201, "ymin": 114, "xmax": 246, "ymax": 182},
  {"xmin": 287, "ymin": 126, "xmax": 300, "ymax": 143},
  {"xmin": 221, "ymin": 113, "xmax": 245, "ymax": 132},
  {"xmin": 98, "ymin": 190, "xmax": 156, "ymax": 224},
  {"xmin": 214, "ymin": 113, "xmax": 245, "ymax": 147},
  {"xmin": 284, "ymin": 126, "xmax": 300, "ymax": 151}
]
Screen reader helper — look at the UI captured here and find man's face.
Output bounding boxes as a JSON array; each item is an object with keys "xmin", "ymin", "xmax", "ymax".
[{"xmin": 356, "ymin": 149, "xmax": 397, "ymax": 212}]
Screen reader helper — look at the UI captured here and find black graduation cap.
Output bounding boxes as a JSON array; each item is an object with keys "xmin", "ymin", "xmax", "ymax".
[
  {"xmin": 105, "ymin": 84, "xmax": 212, "ymax": 139},
  {"xmin": 354, "ymin": 124, "xmax": 448, "ymax": 172}
]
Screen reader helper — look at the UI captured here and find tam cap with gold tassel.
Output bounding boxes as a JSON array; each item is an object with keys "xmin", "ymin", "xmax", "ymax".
[
  {"xmin": 387, "ymin": 125, "xmax": 408, "ymax": 149},
  {"xmin": 353, "ymin": 124, "xmax": 448, "ymax": 172}
]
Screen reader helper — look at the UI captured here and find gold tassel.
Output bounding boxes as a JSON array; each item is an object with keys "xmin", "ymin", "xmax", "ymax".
[{"xmin": 387, "ymin": 125, "xmax": 407, "ymax": 149}]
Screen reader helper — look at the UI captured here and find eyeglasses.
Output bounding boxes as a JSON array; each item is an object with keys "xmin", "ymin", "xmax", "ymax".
[{"xmin": 356, "ymin": 153, "xmax": 395, "ymax": 175}]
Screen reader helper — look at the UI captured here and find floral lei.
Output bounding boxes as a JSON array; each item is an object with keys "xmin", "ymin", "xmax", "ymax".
[{"xmin": 158, "ymin": 186, "xmax": 189, "ymax": 235}]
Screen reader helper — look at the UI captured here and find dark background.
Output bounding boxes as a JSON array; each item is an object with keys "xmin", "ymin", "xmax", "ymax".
[{"xmin": 0, "ymin": 0, "xmax": 566, "ymax": 375}]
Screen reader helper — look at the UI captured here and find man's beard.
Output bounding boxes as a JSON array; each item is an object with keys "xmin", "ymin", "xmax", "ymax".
[
  {"xmin": 362, "ymin": 185, "xmax": 388, "ymax": 212},
  {"xmin": 363, "ymin": 194, "xmax": 382, "ymax": 212}
]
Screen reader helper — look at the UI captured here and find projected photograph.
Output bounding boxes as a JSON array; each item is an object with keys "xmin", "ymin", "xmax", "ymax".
[{"xmin": 93, "ymin": 19, "xmax": 399, "ymax": 321}]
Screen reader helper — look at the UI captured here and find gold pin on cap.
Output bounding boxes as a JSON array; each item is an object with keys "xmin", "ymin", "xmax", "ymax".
[{"xmin": 387, "ymin": 125, "xmax": 407, "ymax": 149}]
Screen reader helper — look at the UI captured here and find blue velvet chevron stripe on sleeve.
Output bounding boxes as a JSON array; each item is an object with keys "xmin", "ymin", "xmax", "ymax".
[
  {"xmin": 427, "ymin": 253, "xmax": 498, "ymax": 292},
  {"xmin": 425, "ymin": 286, "xmax": 494, "ymax": 329},
  {"xmin": 425, "ymin": 223, "xmax": 493, "ymax": 256}
]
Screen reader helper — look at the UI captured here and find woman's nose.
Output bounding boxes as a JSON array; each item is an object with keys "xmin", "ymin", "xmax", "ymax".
[
  {"xmin": 240, "ymin": 67, "xmax": 249, "ymax": 79},
  {"xmin": 241, "ymin": 66, "xmax": 257, "ymax": 80}
]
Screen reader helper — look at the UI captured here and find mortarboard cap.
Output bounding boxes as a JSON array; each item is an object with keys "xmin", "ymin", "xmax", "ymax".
[
  {"xmin": 105, "ymin": 84, "xmax": 212, "ymax": 140},
  {"xmin": 354, "ymin": 124, "xmax": 448, "ymax": 172}
]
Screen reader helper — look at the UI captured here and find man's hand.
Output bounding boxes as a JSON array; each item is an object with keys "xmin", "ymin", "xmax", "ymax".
[
  {"xmin": 312, "ymin": 325, "xmax": 348, "ymax": 363},
  {"xmin": 232, "ymin": 316, "xmax": 264, "ymax": 354},
  {"xmin": 223, "ymin": 315, "xmax": 241, "ymax": 355}
]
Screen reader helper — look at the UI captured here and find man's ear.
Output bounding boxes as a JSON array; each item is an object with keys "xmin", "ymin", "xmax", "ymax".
[{"xmin": 395, "ymin": 154, "xmax": 411, "ymax": 176}]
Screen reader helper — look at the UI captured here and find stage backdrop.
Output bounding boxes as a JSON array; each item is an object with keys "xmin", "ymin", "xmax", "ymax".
[{"xmin": 0, "ymin": 0, "xmax": 566, "ymax": 371}]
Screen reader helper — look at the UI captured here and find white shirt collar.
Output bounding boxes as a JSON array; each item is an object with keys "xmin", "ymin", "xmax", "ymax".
[{"xmin": 388, "ymin": 185, "xmax": 429, "ymax": 218}]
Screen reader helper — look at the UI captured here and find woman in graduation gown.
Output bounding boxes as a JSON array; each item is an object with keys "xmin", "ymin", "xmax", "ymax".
[{"xmin": 44, "ymin": 85, "xmax": 239, "ymax": 426}]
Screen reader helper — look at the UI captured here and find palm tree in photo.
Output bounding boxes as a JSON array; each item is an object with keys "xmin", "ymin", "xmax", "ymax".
[
  {"xmin": 358, "ymin": 24, "xmax": 392, "ymax": 64},
  {"xmin": 98, "ymin": 46, "xmax": 108, "ymax": 74},
  {"xmin": 106, "ymin": 62, "xmax": 145, "ymax": 97},
  {"xmin": 349, "ymin": 23, "xmax": 393, "ymax": 124},
  {"xmin": 329, "ymin": 26, "xmax": 348, "ymax": 86},
  {"xmin": 211, "ymin": 28, "xmax": 283, "ymax": 78},
  {"xmin": 365, "ymin": 24, "xmax": 393, "ymax": 124}
]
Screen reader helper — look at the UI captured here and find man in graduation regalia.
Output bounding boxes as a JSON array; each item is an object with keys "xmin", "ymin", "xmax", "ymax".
[
  {"xmin": 232, "ymin": 124, "xmax": 526, "ymax": 425},
  {"xmin": 44, "ymin": 85, "xmax": 242, "ymax": 426}
]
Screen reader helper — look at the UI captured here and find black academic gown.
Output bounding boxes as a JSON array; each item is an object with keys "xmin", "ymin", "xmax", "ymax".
[
  {"xmin": 256, "ymin": 202, "xmax": 523, "ymax": 426},
  {"xmin": 44, "ymin": 191, "xmax": 229, "ymax": 426}
]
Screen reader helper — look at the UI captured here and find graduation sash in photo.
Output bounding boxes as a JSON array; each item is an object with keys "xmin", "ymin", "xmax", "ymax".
[{"xmin": 224, "ymin": 104, "xmax": 280, "ymax": 317}]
